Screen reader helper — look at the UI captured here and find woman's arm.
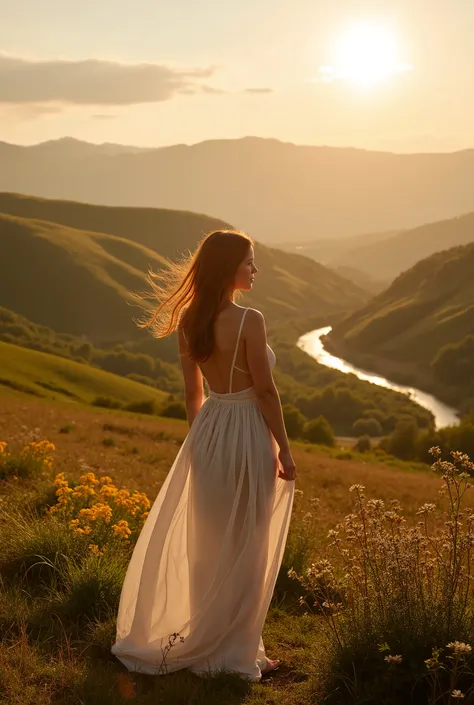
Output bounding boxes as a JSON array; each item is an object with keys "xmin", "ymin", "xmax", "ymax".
[
  {"xmin": 178, "ymin": 327, "xmax": 204, "ymax": 428},
  {"xmin": 244, "ymin": 309, "xmax": 290, "ymax": 454}
]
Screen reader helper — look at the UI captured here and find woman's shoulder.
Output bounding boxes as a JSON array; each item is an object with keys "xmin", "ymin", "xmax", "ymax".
[{"xmin": 241, "ymin": 307, "xmax": 265, "ymax": 331}]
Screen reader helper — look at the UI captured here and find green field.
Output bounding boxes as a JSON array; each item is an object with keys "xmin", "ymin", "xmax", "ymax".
[{"xmin": 0, "ymin": 340, "xmax": 167, "ymax": 406}]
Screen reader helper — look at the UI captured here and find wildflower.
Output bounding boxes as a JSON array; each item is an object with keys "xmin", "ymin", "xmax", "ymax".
[
  {"xmin": 416, "ymin": 503, "xmax": 436, "ymax": 516},
  {"xmin": 451, "ymin": 690, "xmax": 465, "ymax": 699},
  {"xmin": 447, "ymin": 641, "xmax": 472, "ymax": 656},
  {"xmin": 88, "ymin": 543, "xmax": 105, "ymax": 557},
  {"xmin": 53, "ymin": 472, "xmax": 68, "ymax": 488},
  {"xmin": 112, "ymin": 519, "xmax": 132, "ymax": 539},
  {"xmin": 384, "ymin": 655, "xmax": 403, "ymax": 664},
  {"xmin": 79, "ymin": 472, "xmax": 99, "ymax": 486},
  {"xmin": 72, "ymin": 484, "xmax": 96, "ymax": 498},
  {"xmin": 0, "ymin": 442, "xmax": 8, "ymax": 454},
  {"xmin": 74, "ymin": 526, "xmax": 92, "ymax": 536},
  {"xmin": 99, "ymin": 475, "xmax": 114, "ymax": 485},
  {"xmin": 287, "ymin": 568, "xmax": 298, "ymax": 579}
]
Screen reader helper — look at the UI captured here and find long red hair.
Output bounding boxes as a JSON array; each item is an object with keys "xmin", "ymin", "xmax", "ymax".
[{"xmin": 137, "ymin": 229, "xmax": 252, "ymax": 361}]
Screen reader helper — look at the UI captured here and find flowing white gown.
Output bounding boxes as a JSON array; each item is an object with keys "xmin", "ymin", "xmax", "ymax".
[{"xmin": 111, "ymin": 308, "xmax": 295, "ymax": 682}]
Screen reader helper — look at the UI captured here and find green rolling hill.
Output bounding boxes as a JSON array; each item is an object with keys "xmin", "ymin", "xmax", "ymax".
[
  {"xmin": 0, "ymin": 194, "xmax": 369, "ymax": 345},
  {"xmin": 0, "ymin": 340, "xmax": 168, "ymax": 406},
  {"xmin": 326, "ymin": 240, "xmax": 474, "ymax": 410}
]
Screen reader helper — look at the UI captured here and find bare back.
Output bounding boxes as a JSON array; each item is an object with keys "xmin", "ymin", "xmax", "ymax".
[{"xmin": 196, "ymin": 306, "xmax": 252, "ymax": 394}]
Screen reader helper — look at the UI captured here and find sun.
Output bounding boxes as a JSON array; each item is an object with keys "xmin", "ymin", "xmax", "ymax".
[{"xmin": 319, "ymin": 22, "xmax": 412, "ymax": 86}]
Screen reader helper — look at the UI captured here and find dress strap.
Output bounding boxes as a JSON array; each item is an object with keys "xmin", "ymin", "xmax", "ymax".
[{"xmin": 229, "ymin": 308, "xmax": 249, "ymax": 393}]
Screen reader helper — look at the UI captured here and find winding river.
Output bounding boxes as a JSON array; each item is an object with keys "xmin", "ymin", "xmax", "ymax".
[{"xmin": 297, "ymin": 326, "xmax": 459, "ymax": 430}]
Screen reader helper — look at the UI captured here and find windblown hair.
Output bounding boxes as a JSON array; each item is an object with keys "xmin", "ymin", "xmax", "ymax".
[{"xmin": 137, "ymin": 230, "xmax": 252, "ymax": 361}]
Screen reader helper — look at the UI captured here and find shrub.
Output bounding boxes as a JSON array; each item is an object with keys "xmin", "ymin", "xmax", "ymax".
[
  {"xmin": 282, "ymin": 404, "xmax": 306, "ymax": 439},
  {"xmin": 354, "ymin": 435, "xmax": 372, "ymax": 453},
  {"xmin": 92, "ymin": 395, "xmax": 122, "ymax": 410},
  {"xmin": 159, "ymin": 399, "xmax": 187, "ymax": 420},
  {"xmin": 49, "ymin": 471, "xmax": 150, "ymax": 551},
  {"xmin": 291, "ymin": 449, "xmax": 474, "ymax": 704},
  {"xmin": 0, "ymin": 440, "xmax": 55, "ymax": 481},
  {"xmin": 303, "ymin": 416, "xmax": 335, "ymax": 447},
  {"xmin": 386, "ymin": 418, "xmax": 419, "ymax": 460},
  {"xmin": 352, "ymin": 417, "xmax": 383, "ymax": 437},
  {"xmin": 123, "ymin": 399, "xmax": 156, "ymax": 415}
]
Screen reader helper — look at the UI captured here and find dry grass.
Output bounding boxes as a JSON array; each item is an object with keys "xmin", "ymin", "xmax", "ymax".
[{"xmin": 0, "ymin": 387, "xmax": 458, "ymax": 705}]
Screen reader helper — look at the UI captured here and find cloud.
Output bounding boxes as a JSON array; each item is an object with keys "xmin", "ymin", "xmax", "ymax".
[
  {"xmin": 0, "ymin": 53, "xmax": 215, "ymax": 106},
  {"xmin": 0, "ymin": 102, "xmax": 63, "ymax": 121},
  {"xmin": 244, "ymin": 88, "xmax": 273, "ymax": 94},
  {"xmin": 201, "ymin": 85, "xmax": 226, "ymax": 94}
]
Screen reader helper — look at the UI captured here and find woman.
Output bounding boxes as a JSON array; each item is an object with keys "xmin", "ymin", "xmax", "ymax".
[{"xmin": 111, "ymin": 229, "xmax": 296, "ymax": 682}]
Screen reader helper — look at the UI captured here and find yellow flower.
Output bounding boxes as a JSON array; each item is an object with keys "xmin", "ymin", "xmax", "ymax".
[
  {"xmin": 0, "ymin": 441, "xmax": 8, "ymax": 454},
  {"xmin": 69, "ymin": 519, "xmax": 80, "ymax": 528},
  {"xmin": 88, "ymin": 543, "xmax": 105, "ymax": 557},
  {"xmin": 57, "ymin": 486, "xmax": 73, "ymax": 497},
  {"xmin": 112, "ymin": 519, "xmax": 132, "ymax": 539},
  {"xmin": 99, "ymin": 476, "xmax": 114, "ymax": 485},
  {"xmin": 74, "ymin": 525, "xmax": 92, "ymax": 536},
  {"xmin": 99, "ymin": 485, "xmax": 118, "ymax": 499},
  {"xmin": 72, "ymin": 485, "xmax": 96, "ymax": 498},
  {"xmin": 79, "ymin": 472, "xmax": 99, "ymax": 486}
]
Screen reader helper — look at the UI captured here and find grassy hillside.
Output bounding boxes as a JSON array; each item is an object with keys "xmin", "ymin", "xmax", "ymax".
[
  {"xmin": 0, "ymin": 340, "xmax": 168, "ymax": 407},
  {"xmin": 326, "ymin": 241, "xmax": 474, "ymax": 410},
  {"xmin": 333, "ymin": 211, "xmax": 474, "ymax": 281},
  {"xmin": 0, "ymin": 195, "xmax": 369, "ymax": 344},
  {"xmin": 0, "ymin": 392, "xmax": 467, "ymax": 705},
  {"xmin": 2, "ymin": 137, "xmax": 474, "ymax": 242}
]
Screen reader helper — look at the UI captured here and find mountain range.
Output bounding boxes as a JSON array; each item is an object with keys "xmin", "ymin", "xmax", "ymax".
[{"xmin": 2, "ymin": 137, "xmax": 474, "ymax": 243}]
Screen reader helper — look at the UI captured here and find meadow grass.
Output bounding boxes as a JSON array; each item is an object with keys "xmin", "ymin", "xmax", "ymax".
[
  {"xmin": 1, "ymin": 391, "xmax": 473, "ymax": 704},
  {"xmin": 0, "ymin": 340, "xmax": 168, "ymax": 406}
]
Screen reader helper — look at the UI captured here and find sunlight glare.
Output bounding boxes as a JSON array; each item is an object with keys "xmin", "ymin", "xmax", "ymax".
[{"xmin": 319, "ymin": 22, "xmax": 413, "ymax": 86}]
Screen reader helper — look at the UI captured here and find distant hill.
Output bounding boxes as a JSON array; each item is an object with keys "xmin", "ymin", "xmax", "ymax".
[
  {"xmin": 275, "ymin": 230, "xmax": 399, "ymax": 266},
  {"xmin": 330, "ymin": 266, "xmax": 387, "ymax": 295},
  {"xmin": 0, "ymin": 340, "xmax": 168, "ymax": 406},
  {"xmin": 326, "ymin": 241, "xmax": 474, "ymax": 409},
  {"xmin": 0, "ymin": 194, "xmax": 369, "ymax": 344},
  {"xmin": 1, "ymin": 137, "xmax": 474, "ymax": 242},
  {"xmin": 332, "ymin": 212, "xmax": 474, "ymax": 281}
]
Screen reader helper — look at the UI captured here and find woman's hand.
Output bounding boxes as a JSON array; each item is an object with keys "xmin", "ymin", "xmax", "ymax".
[{"xmin": 278, "ymin": 448, "xmax": 297, "ymax": 481}]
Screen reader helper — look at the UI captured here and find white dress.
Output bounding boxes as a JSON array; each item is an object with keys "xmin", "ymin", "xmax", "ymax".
[{"xmin": 111, "ymin": 308, "xmax": 295, "ymax": 682}]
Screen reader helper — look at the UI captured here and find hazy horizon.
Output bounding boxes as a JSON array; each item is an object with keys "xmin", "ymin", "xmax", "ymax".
[
  {"xmin": 3, "ymin": 134, "xmax": 474, "ymax": 156},
  {"xmin": 1, "ymin": 0, "xmax": 473, "ymax": 153}
]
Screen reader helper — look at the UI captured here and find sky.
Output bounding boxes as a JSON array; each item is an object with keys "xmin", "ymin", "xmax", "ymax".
[{"xmin": 1, "ymin": 0, "xmax": 473, "ymax": 152}]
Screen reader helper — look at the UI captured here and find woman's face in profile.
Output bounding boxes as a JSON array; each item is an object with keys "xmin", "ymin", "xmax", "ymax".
[{"xmin": 234, "ymin": 245, "xmax": 258, "ymax": 291}]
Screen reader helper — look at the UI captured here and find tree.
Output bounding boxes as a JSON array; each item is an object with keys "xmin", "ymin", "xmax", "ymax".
[
  {"xmin": 352, "ymin": 417, "xmax": 383, "ymax": 437},
  {"xmin": 354, "ymin": 435, "xmax": 372, "ymax": 453},
  {"xmin": 282, "ymin": 404, "xmax": 306, "ymax": 439},
  {"xmin": 386, "ymin": 418, "xmax": 419, "ymax": 460},
  {"xmin": 303, "ymin": 416, "xmax": 335, "ymax": 446}
]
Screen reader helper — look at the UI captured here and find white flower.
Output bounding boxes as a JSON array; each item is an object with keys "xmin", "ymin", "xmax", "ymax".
[{"xmin": 384, "ymin": 654, "xmax": 402, "ymax": 664}]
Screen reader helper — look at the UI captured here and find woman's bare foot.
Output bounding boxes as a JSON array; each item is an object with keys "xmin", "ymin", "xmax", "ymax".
[{"xmin": 261, "ymin": 658, "xmax": 281, "ymax": 675}]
